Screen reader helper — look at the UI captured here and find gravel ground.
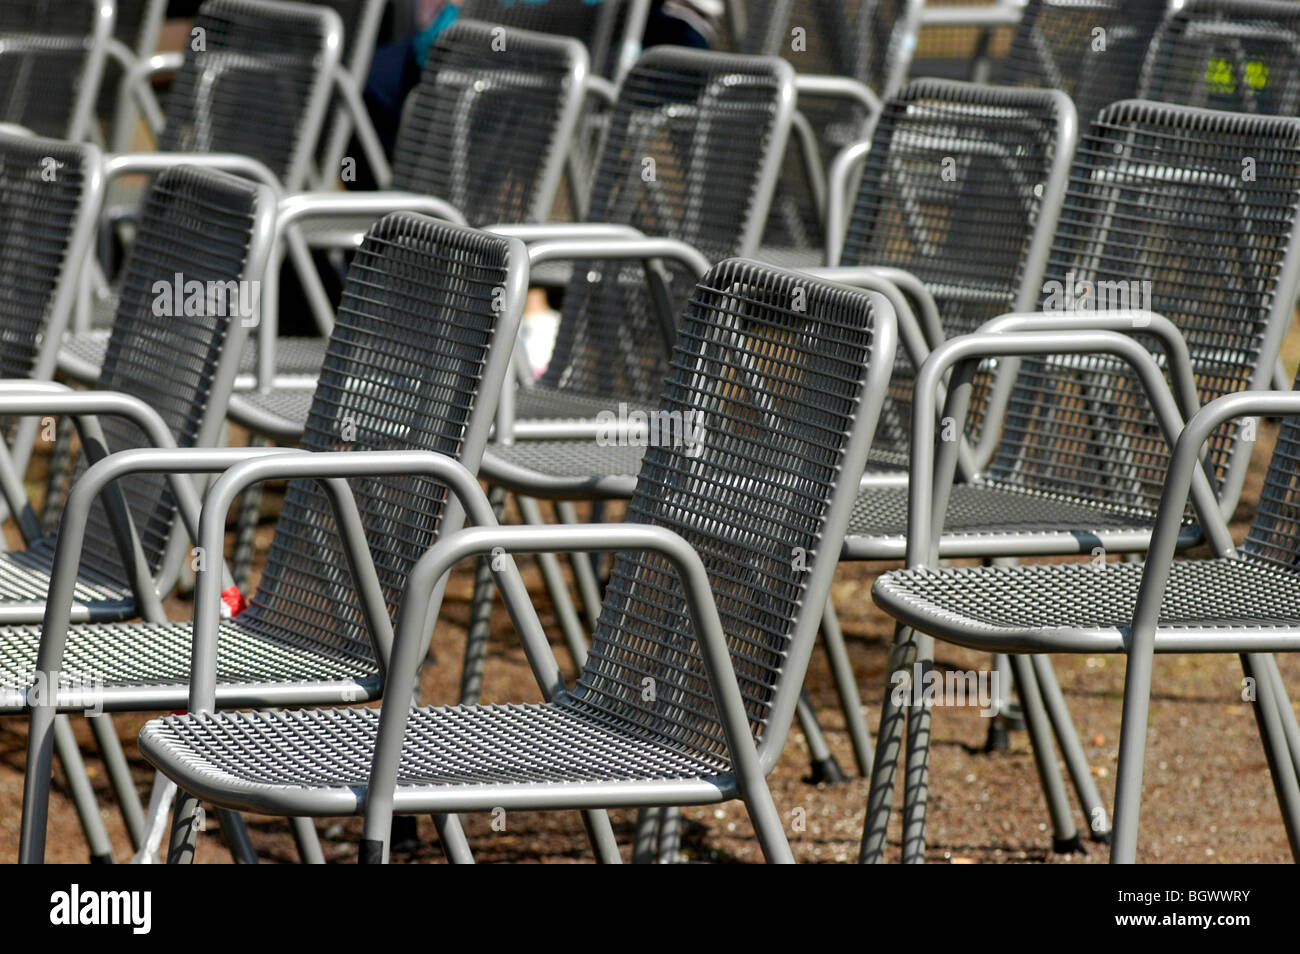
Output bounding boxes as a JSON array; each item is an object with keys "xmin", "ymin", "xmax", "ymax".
[{"xmin": 2, "ymin": 369, "xmax": 1298, "ymax": 864}]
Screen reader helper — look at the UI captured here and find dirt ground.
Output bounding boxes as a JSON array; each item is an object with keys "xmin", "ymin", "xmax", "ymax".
[{"xmin": 2, "ymin": 353, "xmax": 1299, "ymax": 864}]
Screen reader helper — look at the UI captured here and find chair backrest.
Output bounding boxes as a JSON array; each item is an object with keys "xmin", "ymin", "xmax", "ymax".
[
  {"xmin": 540, "ymin": 47, "xmax": 794, "ymax": 404},
  {"xmin": 984, "ymin": 101, "xmax": 1300, "ymax": 524},
  {"xmin": 458, "ymin": 0, "xmax": 646, "ymax": 78},
  {"xmin": 841, "ymin": 79, "xmax": 1075, "ymax": 460},
  {"xmin": 741, "ymin": 0, "xmax": 923, "ymax": 98},
  {"xmin": 0, "ymin": 133, "xmax": 103, "ymax": 386},
  {"xmin": 238, "ymin": 216, "xmax": 523, "ymax": 671},
  {"xmin": 0, "ymin": 0, "xmax": 113, "ymax": 140},
  {"xmin": 158, "ymin": 0, "xmax": 342, "ymax": 191},
  {"xmin": 391, "ymin": 20, "xmax": 588, "ymax": 226},
  {"xmin": 997, "ymin": 0, "xmax": 1167, "ymax": 127},
  {"xmin": 563, "ymin": 259, "xmax": 895, "ymax": 766},
  {"xmin": 1140, "ymin": 0, "xmax": 1300, "ymax": 115},
  {"xmin": 76, "ymin": 167, "xmax": 272, "ymax": 587}
]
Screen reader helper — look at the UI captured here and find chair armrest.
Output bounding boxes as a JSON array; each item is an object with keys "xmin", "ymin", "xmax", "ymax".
[
  {"xmin": 980, "ymin": 310, "xmax": 1201, "ymax": 422},
  {"xmin": 31, "ymin": 446, "xmax": 297, "ymax": 681},
  {"xmin": 331, "ymin": 65, "xmax": 392, "ymax": 188},
  {"xmin": 103, "ymin": 152, "xmax": 284, "ymax": 195},
  {"xmin": 360, "ymin": 522, "xmax": 766, "ymax": 859},
  {"xmin": 184, "ymin": 450, "xmax": 503, "ymax": 711},
  {"xmin": 277, "ymin": 191, "xmax": 467, "ymax": 230},
  {"xmin": 484, "ymin": 223, "xmax": 644, "ymax": 243},
  {"xmin": 826, "ymin": 138, "xmax": 872, "ymax": 264},
  {"xmin": 906, "ymin": 330, "xmax": 1220, "ymax": 568},
  {"xmin": 584, "ymin": 75, "xmax": 618, "ymax": 108},
  {"xmin": 1129, "ymin": 391, "xmax": 1300, "ymax": 654}
]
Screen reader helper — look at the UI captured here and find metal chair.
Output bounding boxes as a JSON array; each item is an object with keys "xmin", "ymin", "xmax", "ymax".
[
  {"xmin": 17, "ymin": 213, "xmax": 528, "ymax": 864},
  {"xmin": 136, "ymin": 258, "xmax": 899, "ymax": 865},
  {"xmin": 857, "ymin": 100, "xmax": 1300, "ymax": 862},
  {"xmin": 0, "ymin": 164, "xmax": 274, "ymax": 864},
  {"xmin": 740, "ymin": 0, "xmax": 925, "ymax": 267},
  {"xmin": 228, "ymin": 18, "xmax": 591, "ymax": 428},
  {"xmin": 996, "ymin": 0, "xmax": 1167, "ymax": 126},
  {"xmin": 309, "ymin": 0, "xmax": 390, "ymax": 188},
  {"xmin": 0, "ymin": 0, "xmax": 114, "ymax": 142},
  {"xmin": 871, "ymin": 375, "xmax": 1300, "ymax": 863},
  {"xmin": 60, "ymin": 0, "xmax": 345, "ymax": 380},
  {"xmin": 97, "ymin": 0, "xmax": 167, "ymax": 146}
]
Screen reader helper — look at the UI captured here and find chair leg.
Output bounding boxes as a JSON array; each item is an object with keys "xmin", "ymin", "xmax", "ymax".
[
  {"xmin": 1110, "ymin": 634, "xmax": 1161, "ymax": 863},
  {"xmin": 166, "ymin": 790, "xmax": 202, "ymax": 864},
  {"xmin": 580, "ymin": 809, "xmax": 623, "ymax": 863},
  {"xmin": 555, "ymin": 500, "xmax": 603, "ymax": 630},
  {"xmin": 820, "ymin": 599, "xmax": 873, "ymax": 775},
  {"xmin": 984, "ymin": 653, "xmax": 1016, "ymax": 751},
  {"xmin": 901, "ymin": 631, "xmax": 935, "ymax": 863},
  {"xmin": 740, "ymin": 782, "xmax": 795, "ymax": 864},
  {"xmin": 87, "ymin": 713, "xmax": 145, "ymax": 851},
  {"xmin": 1030, "ymin": 654, "xmax": 1110, "ymax": 843},
  {"xmin": 657, "ymin": 806, "xmax": 682, "ymax": 864},
  {"xmin": 797, "ymin": 687, "xmax": 845, "ymax": 784},
  {"xmin": 131, "ymin": 773, "xmax": 177, "ymax": 863},
  {"xmin": 460, "ymin": 486, "xmax": 507, "ymax": 705},
  {"xmin": 516, "ymin": 494, "xmax": 589, "ymax": 669},
  {"xmin": 52, "ymin": 714, "xmax": 116, "ymax": 863},
  {"xmin": 1010, "ymin": 655, "xmax": 1082, "ymax": 854},
  {"xmin": 632, "ymin": 807, "xmax": 660, "ymax": 863},
  {"xmin": 1242, "ymin": 654, "xmax": 1300, "ymax": 861},
  {"xmin": 289, "ymin": 817, "xmax": 326, "ymax": 864},
  {"xmin": 40, "ymin": 415, "xmax": 76, "ymax": 533},
  {"xmin": 432, "ymin": 814, "xmax": 475, "ymax": 863},
  {"xmin": 859, "ymin": 623, "xmax": 919, "ymax": 863},
  {"xmin": 216, "ymin": 808, "xmax": 258, "ymax": 863},
  {"xmin": 1260, "ymin": 654, "xmax": 1300, "ymax": 780}
]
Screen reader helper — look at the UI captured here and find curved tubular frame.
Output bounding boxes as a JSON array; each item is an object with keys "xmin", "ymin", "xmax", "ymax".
[
  {"xmin": 905, "ymin": 330, "xmax": 1226, "ymax": 569},
  {"xmin": 359, "ymin": 522, "xmax": 791, "ymax": 864}
]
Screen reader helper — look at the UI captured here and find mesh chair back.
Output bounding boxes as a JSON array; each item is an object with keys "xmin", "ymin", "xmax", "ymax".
[
  {"xmin": 540, "ymin": 48, "xmax": 793, "ymax": 404},
  {"xmin": 842, "ymin": 80, "xmax": 1073, "ymax": 462},
  {"xmin": 0, "ymin": 0, "xmax": 112, "ymax": 139},
  {"xmin": 741, "ymin": 0, "xmax": 922, "ymax": 97},
  {"xmin": 158, "ymin": 0, "xmax": 342, "ymax": 191},
  {"xmin": 997, "ymin": 0, "xmax": 1167, "ymax": 127},
  {"xmin": 74, "ymin": 167, "xmax": 267, "ymax": 586},
  {"xmin": 238, "ymin": 217, "xmax": 519, "ymax": 672},
  {"xmin": 391, "ymin": 20, "xmax": 587, "ymax": 225},
  {"xmin": 563, "ymin": 259, "xmax": 889, "ymax": 765},
  {"xmin": 0, "ymin": 134, "xmax": 99, "ymax": 385},
  {"xmin": 746, "ymin": 1, "xmax": 924, "ymax": 261},
  {"xmin": 1244, "ymin": 368, "xmax": 1300, "ymax": 571},
  {"xmin": 986, "ymin": 101, "xmax": 1300, "ymax": 523},
  {"xmin": 459, "ymin": 0, "xmax": 640, "ymax": 78},
  {"xmin": 1140, "ymin": 0, "xmax": 1300, "ymax": 115}
]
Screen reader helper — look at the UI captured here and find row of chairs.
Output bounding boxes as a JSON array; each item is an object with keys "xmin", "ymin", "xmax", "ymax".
[{"xmin": 2, "ymin": 1, "xmax": 1300, "ymax": 868}]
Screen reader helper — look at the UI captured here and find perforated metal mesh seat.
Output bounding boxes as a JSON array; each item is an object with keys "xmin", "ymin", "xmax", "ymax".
[
  {"xmin": 1140, "ymin": 0, "xmax": 1300, "ymax": 114},
  {"xmin": 844, "ymin": 100, "xmax": 1300, "ymax": 557},
  {"xmin": 743, "ymin": 0, "xmax": 924, "ymax": 262},
  {"xmin": 523, "ymin": 49, "xmax": 792, "ymax": 425},
  {"xmin": 997, "ymin": 0, "xmax": 1167, "ymax": 125},
  {"xmin": 873, "ymin": 377, "xmax": 1300, "ymax": 650},
  {"xmin": 17, "ymin": 216, "xmax": 520, "ymax": 709},
  {"xmin": 841, "ymin": 79, "xmax": 1071, "ymax": 464},
  {"xmin": 0, "ymin": 0, "xmax": 109, "ymax": 139},
  {"xmin": 140, "ymin": 259, "xmax": 894, "ymax": 820},
  {"xmin": 5, "ymin": 167, "xmax": 264, "ymax": 622}
]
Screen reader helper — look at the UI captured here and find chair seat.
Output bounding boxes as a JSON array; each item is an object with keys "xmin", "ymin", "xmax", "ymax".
[
  {"xmin": 754, "ymin": 244, "xmax": 825, "ymax": 269},
  {"xmin": 480, "ymin": 440, "xmax": 645, "ymax": 498},
  {"xmin": 59, "ymin": 330, "xmax": 326, "ymax": 394},
  {"xmin": 872, "ymin": 556, "xmax": 1300, "ymax": 654},
  {"xmin": 139, "ymin": 702, "xmax": 734, "ymax": 816},
  {"xmin": 0, "ymin": 617, "xmax": 378, "ymax": 713},
  {"xmin": 840, "ymin": 482, "xmax": 1184, "ymax": 560},
  {"xmin": 0, "ymin": 539, "xmax": 134, "ymax": 623},
  {"xmin": 513, "ymin": 386, "xmax": 639, "ymax": 423}
]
